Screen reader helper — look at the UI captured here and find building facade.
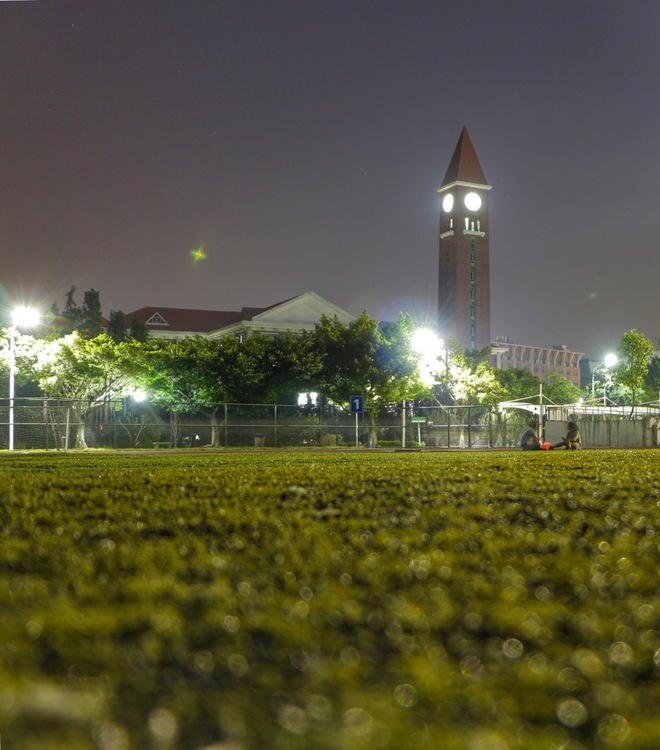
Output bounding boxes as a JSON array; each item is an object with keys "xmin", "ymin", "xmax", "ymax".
[
  {"xmin": 437, "ymin": 127, "xmax": 491, "ymax": 351},
  {"xmin": 491, "ymin": 338, "xmax": 584, "ymax": 387},
  {"xmin": 124, "ymin": 292, "xmax": 355, "ymax": 341}
]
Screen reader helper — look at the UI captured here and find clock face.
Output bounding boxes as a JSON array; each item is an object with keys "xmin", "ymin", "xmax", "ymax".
[
  {"xmin": 464, "ymin": 192, "xmax": 482, "ymax": 211},
  {"xmin": 442, "ymin": 193, "xmax": 454, "ymax": 212}
]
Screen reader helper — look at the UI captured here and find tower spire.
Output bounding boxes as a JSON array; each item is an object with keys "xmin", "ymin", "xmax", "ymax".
[{"xmin": 441, "ymin": 126, "xmax": 488, "ymax": 186}]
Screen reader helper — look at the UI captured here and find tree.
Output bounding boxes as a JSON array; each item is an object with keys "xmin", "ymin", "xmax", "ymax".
[
  {"xmin": 615, "ymin": 329, "xmax": 655, "ymax": 417},
  {"xmin": 312, "ymin": 312, "xmax": 424, "ymax": 445},
  {"xmin": 80, "ymin": 289, "xmax": 103, "ymax": 338},
  {"xmin": 542, "ymin": 371, "xmax": 582, "ymax": 405},
  {"xmin": 433, "ymin": 341, "xmax": 505, "ymax": 406},
  {"xmin": 62, "ymin": 285, "xmax": 80, "ymax": 334},
  {"xmin": 108, "ymin": 310, "xmax": 127, "ymax": 342},
  {"xmin": 492, "ymin": 367, "xmax": 541, "ymax": 401},
  {"xmin": 252, "ymin": 331, "xmax": 322, "ymax": 403},
  {"xmin": 33, "ymin": 333, "xmax": 148, "ymax": 448},
  {"xmin": 643, "ymin": 356, "xmax": 660, "ymax": 403},
  {"xmin": 129, "ymin": 317, "xmax": 149, "ymax": 342},
  {"xmin": 143, "ymin": 337, "xmax": 228, "ymax": 446},
  {"xmin": 0, "ymin": 330, "xmax": 43, "ymax": 398},
  {"xmin": 143, "ymin": 334, "xmax": 320, "ymax": 446},
  {"xmin": 49, "ymin": 286, "xmax": 104, "ymax": 339}
]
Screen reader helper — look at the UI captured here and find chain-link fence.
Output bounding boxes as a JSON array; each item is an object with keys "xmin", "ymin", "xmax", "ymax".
[
  {"xmin": 4, "ymin": 398, "xmax": 658, "ymax": 450},
  {"xmin": 0, "ymin": 398, "xmax": 532, "ymax": 450}
]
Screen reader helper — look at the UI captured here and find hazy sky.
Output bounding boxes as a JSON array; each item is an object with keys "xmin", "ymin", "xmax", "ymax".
[{"xmin": 2, "ymin": 1, "xmax": 659, "ymax": 360}]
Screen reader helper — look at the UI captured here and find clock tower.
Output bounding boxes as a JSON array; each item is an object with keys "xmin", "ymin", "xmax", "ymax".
[{"xmin": 437, "ymin": 127, "xmax": 491, "ymax": 351}]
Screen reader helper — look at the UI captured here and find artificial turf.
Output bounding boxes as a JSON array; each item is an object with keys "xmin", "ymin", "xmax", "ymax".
[{"xmin": 0, "ymin": 449, "xmax": 658, "ymax": 749}]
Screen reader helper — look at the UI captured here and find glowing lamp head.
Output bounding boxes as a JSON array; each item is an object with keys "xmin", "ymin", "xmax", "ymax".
[
  {"xmin": 12, "ymin": 306, "xmax": 40, "ymax": 329},
  {"xmin": 412, "ymin": 328, "xmax": 440, "ymax": 355},
  {"xmin": 604, "ymin": 353, "xmax": 617, "ymax": 368}
]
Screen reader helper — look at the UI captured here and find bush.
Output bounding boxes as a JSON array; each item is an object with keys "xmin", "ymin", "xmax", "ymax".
[{"xmin": 319, "ymin": 433, "xmax": 342, "ymax": 446}]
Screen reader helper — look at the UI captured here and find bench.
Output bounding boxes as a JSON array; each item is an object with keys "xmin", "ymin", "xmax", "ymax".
[{"xmin": 153, "ymin": 441, "xmax": 172, "ymax": 449}]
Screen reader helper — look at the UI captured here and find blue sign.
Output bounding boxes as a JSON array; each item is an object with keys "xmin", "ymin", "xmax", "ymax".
[{"xmin": 350, "ymin": 395, "xmax": 364, "ymax": 414}]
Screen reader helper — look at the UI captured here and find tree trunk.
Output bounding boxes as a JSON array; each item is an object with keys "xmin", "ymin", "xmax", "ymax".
[
  {"xmin": 170, "ymin": 411, "xmax": 181, "ymax": 447},
  {"xmin": 366, "ymin": 411, "xmax": 378, "ymax": 448},
  {"xmin": 75, "ymin": 421, "xmax": 88, "ymax": 450},
  {"xmin": 210, "ymin": 408, "xmax": 224, "ymax": 447}
]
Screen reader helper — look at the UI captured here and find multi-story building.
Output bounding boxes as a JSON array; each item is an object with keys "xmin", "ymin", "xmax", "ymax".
[{"xmin": 491, "ymin": 337, "xmax": 584, "ymax": 387}]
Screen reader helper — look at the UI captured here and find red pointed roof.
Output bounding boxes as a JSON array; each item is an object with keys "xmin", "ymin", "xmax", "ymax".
[{"xmin": 441, "ymin": 127, "xmax": 488, "ymax": 186}]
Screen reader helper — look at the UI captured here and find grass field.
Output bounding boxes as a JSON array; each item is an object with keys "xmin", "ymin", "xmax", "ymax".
[{"xmin": 0, "ymin": 449, "xmax": 658, "ymax": 750}]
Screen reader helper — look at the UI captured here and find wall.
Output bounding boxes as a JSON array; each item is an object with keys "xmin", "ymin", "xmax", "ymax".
[{"xmin": 545, "ymin": 419, "xmax": 658, "ymax": 449}]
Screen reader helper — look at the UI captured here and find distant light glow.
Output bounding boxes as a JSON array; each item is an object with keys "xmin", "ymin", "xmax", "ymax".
[
  {"xmin": 190, "ymin": 247, "xmax": 207, "ymax": 262},
  {"xmin": 298, "ymin": 392, "xmax": 318, "ymax": 406}
]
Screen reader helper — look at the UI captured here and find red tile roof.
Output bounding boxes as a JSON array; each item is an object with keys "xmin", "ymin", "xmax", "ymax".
[{"xmin": 125, "ymin": 306, "xmax": 266, "ymax": 333}]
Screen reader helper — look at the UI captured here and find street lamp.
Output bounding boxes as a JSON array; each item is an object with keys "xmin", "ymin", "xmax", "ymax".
[
  {"xmin": 591, "ymin": 353, "xmax": 617, "ymax": 403},
  {"xmin": 412, "ymin": 327, "xmax": 443, "ymax": 386},
  {"xmin": 8, "ymin": 306, "xmax": 40, "ymax": 450},
  {"xmin": 408, "ymin": 328, "xmax": 444, "ymax": 448}
]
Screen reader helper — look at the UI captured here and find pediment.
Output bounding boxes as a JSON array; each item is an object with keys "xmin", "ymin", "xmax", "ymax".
[
  {"xmin": 251, "ymin": 292, "xmax": 354, "ymax": 326},
  {"xmin": 146, "ymin": 312, "xmax": 169, "ymax": 326}
]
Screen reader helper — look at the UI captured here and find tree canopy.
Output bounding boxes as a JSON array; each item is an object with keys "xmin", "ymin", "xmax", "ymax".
[
  {"xmin": 615, "ymin": 329, "xmax": 655, "ymax": 416},
  {"xmin": 31, "ymin": 333, "xmax": 149, "ymax": 447},
  {"xmin": 312, "ymin": 312, "xmax": 425, "ymax": 441}
]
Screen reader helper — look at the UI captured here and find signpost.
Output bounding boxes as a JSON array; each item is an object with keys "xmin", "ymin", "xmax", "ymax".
[{"xmin": 350, "ymin": 396, "xmax": 364, "ymax": 448}]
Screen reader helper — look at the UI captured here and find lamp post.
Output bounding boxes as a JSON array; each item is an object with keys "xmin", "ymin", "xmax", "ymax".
[
  {"xmin": 8, "ymin": 306, "xmax": 40, "ymax": 450},
  {"xmin": 410, "ymin": 327, "xmax": 443, "ymax": 448},
  {"xmin": 412, "ymin": 327, "xmax": 443, "ymax": 386},
  {"xmin": 591, "ymin": 353, "xmax": 617, "ymax": 402}
]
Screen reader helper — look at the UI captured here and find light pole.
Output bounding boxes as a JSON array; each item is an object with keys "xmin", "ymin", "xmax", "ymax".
[
  {"xmin": 412, "ymin": 327, "xmax": 443, "ymax": 386},
  {"xmin": 591, "ymin": 353, "xmax": 617, "ymax": 403},
  {"xmin": 8, "ymin": 306, "xmax": 40, "ymax": 450},
  {"xmin": 410, "ymin": 328, "xmax": 443, "ymax": 448}
]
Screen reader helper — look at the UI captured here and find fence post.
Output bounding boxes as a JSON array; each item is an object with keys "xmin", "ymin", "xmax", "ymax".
[
  {"xmin": 468, "ymin": 407, "xmax": 472, "ymax": 447},
  {"xmin": 64, "ymin": 408, "xmax": 70, "ymax": 452},
  {"xmin": 274, "ymin": 405, "xmax": 278, "ymax": 447},
  {"xmin": 224, "ymin": 403, "xmax": 228, "ymax": 448}
]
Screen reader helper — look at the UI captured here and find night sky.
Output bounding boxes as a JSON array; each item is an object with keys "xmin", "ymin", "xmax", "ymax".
[{"xmin": 2, "ymin": 1, "xmax": 659, "ymax": 360}]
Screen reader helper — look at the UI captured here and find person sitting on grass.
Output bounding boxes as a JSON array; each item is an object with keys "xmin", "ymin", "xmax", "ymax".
[
  {"xmin": 519, "ymin": 417, "xmax": 542, "ymax": 451},
  {"xmin": 553, "ymin": 420, "xmax": 581, "ymax": 450}
]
